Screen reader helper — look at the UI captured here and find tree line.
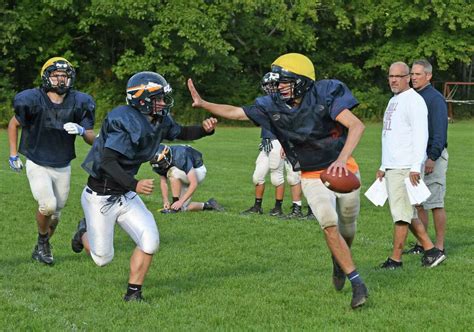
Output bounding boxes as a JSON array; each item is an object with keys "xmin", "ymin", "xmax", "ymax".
[{"xmin": 1, "ymin": 0, "xmax": 472, "ymax": 127}]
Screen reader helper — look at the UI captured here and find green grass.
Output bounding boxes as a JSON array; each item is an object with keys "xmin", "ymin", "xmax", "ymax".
[{"xmin": 1, "ymin": 121, "xmax": 473, "ymax": 330}]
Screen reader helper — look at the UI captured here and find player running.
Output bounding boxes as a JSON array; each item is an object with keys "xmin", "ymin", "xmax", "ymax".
[
  {"xmin": 8, "ymin": 57, "xmax": 96, "ymax": 265},
  {"xmin": 71, "ymin": 71, "xmax": 217, "ymax": 302},
  {"xmin": 187, "ymin": 53, "xmax": 368, "ymax": 309}
]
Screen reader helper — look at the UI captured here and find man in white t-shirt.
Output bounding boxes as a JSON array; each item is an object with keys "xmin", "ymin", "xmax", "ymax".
[{"xmin": 375, "ymin": 61, "xmax": 445, "ymax": 269}]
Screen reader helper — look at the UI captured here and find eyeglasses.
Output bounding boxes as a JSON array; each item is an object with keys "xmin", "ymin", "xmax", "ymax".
[{"xmin": 388, "ymin": 74, "xmax": 410, "ymax": 79}]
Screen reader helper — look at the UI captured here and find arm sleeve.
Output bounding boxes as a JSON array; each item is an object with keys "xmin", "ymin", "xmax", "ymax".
[
  {"xmin": 101, "ymin": 148, "xmax": 138, "ymax": 191},
  {"xmin": 427, "ymin": 95, "xmax": 448, "ymax": 161},
  {"xmin": 177, "ymin": 125, "xmax": 214, "ymax": 140}
]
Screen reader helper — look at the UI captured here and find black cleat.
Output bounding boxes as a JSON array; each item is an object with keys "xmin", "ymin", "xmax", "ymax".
[
  {"xmin": 71, "ymin": 218, "xmax": 87, "ymax": 253},
  {"xmin": 32, "ymin": 242, "xmax": 54, "ymax": 265},
  {"xmin": 302, "ymin": 206, "xmax": 317, "ymax": 220},
  {"xmin": 268, "ymin": 206, "xmax": 284, "ymax": 217},
  {"xmin": 205, "ymin": 198, "xmax": 224, "ymax": 212},
  {"xmin": 379, "ymin": 257, "xmax": 403, "ymax": 270},
  {"xmin": 124, "ymin": 291, "xmax": 144, "ymax": 302},
  {"xmin": 332, "ymin": 256, "xmax": 346, "ymax": 291},
  {"xmin": 160, "ymin": 208, "xmax": 180, "ymax": 214},
  {"xmin": 282, "ymin": 203, "xmax": 303, "ymax": 219},
  {"xmin": 421, "ymin": 248, "xmax": 446, "ymax": 268},
  {"xmin": 351, "ymin": 283, "xmax": 369, "ymax": 309},
  {"xmin": 241, "ymin": 205, "xmax": 263, "ymax": 215},
  {"xmin": 403, "ymin": 243, "xmax": 424, "ymax": 255}
]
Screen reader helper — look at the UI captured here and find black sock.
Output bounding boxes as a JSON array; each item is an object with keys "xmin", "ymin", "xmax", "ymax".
[
  {"xmin": 255, "ymin": 198, "xmax": 263, "ymax": 207},
  {"xmin": 274, "ymin": 199, "xmax": 283, "ymax": 208},
  {"xmin": 172, "ymin": 197, "xmax": 179, "ymax": 203},
  {"xmin": 126, "ymin": 283, "xmax": 142, "ymax": 295},
  {"xmin": 38, "ymin": 232, "xmax": 49, "ymax": 244}
]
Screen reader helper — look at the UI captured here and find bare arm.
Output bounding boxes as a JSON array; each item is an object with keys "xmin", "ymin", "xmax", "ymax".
[
  {"xmin": 170, "ymin": 168, "xmax": 199, "ymax": 210},
  {"xmin": 8, "ymin": 116, "xmax": 20, "ymax": 156},
  {"xmin": 82, "ymin": 129, "xmax": 95, "ymax": 145},
  {"xmin": 160, "ymin": 175, "xmax": 170, "ymax": 209},
  {"xmin": 327, "ymin": 109, "xmax": 365, "ymax": 176},
  {"xmin": 187, "ymin": 78, "xmax": 249, "ymax": 121}
]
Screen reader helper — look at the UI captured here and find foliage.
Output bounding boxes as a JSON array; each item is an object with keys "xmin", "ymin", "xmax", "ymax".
[
  {"xmin": 1, "ymin": 122, "xmax": 474, "ymax": 329},
  {"xmin": 0, "ymin": 0, "xmax": 472, "ymax": 125}
]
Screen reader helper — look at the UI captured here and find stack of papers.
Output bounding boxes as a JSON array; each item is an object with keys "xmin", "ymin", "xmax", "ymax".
[
  {"xmin": 404, "ymin": 178, "xmax": 431, "ymax": 205},
  {"xmin": 364, "ymin": 178, "xmax": 388, "ymax": 206},
  {"xmin": 364, "ymin": 177, "xmax": 432, "ymax": 206}
]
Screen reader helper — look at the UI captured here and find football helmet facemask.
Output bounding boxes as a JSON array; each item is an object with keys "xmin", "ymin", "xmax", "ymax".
[
  {"xmin": 41, "ymin": 57, "xmax": 75, "ymax": 95},
  {"xmin": 126, "ymin": 71, "xmax": 174, "ymax": 117}
]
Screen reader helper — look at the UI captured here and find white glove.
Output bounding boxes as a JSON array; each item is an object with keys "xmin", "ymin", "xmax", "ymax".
[
  {"xmin": 9, "ymin": 155, "xmax": 23, "ymax": 172},
  {"xmin": 63, "ymin": 122, "xmax": 85, "ymax": 136}
]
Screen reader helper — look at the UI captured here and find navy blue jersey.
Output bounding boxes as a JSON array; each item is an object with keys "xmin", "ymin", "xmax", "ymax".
[
  {"xmin": 13, "ymin": 88, "xmax": 95, "ymax": 167},
  {"xmin": 261, "ymin": 127, "xmax": 277, "ymax": 140},
  {"xmin": 153, "ymin": 145, "xmax": 203, "ymax": 176},
  {"xmin": 82, "ymin": 105, "xmax": 182, "ymax": 180},
  {"xmin": 243, "ymin": 79, "xmax": 358, "ymax": 171}
]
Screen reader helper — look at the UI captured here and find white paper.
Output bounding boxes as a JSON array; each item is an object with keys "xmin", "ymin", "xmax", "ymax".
[
  {"xmin": 364, "ymin": 178, "xmax": 388, "ymax": 206},
  {"xmin": 404, "ymin": 178, "xmax": 431, "ymax": 205}
]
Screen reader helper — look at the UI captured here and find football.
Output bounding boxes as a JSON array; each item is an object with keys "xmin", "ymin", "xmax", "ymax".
[{"xmin": 320, "ymin": 170, "xmax": 361, "ymax": 193}]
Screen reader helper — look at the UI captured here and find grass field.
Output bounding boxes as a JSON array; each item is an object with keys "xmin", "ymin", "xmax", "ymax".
[{"xmin": 1, "ymin": 121, "xmax": 473, "ymax": 330}]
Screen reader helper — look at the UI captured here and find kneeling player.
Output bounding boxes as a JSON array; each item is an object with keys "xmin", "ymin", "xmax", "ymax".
[{"xmin": 151, "ymin": 144, "xmax": 223, "ymax": 213}]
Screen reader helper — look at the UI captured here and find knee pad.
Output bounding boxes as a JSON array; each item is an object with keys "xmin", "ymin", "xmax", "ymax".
[
  {"xmin": 316, "ymin": 206, "xmax": 339, "ymax": 229},
  {"xmin": 286, "ymin": 171, "xmax": 301, "ymax": 186},
  {"xmin": 270, "ymin": 171, "xmax": 284, "ymax": 187},
  {"xmin": 91, "ymin": 253, "xmax": 114, "ymax": 267},
  {"xmin": 38, "ymin": 198, "xmax": 57, "ymax": 216},
  {"xmin": 140, "ymin": 231, "xmax": 160, "ymax": 254},
  {"xmin": 252, "ymin": 173, "xmax": 265, "ymax": 186}
]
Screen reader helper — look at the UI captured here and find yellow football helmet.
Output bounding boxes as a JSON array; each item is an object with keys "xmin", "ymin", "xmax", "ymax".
[
  {"xmin": 261, "ymin": 53, "xmax": 315, "ymax": 101},
  {"xmin": 40, "ymin": 57, "xmax": 75, "ymax": 94}
]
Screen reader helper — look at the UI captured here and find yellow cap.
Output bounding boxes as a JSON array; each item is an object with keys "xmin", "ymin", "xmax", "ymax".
[
  {"xmin": 40, "ymin": 57, "xmax": 73, "ymax": 76},
  {"xmin": 272, "ymin": 53, "xmax": 315, "ymax": 81}
]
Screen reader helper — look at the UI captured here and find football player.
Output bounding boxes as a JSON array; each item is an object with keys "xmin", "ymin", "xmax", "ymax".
[
  {"xmin": 150, "ymin": 144, "xmax": 224, "ymax": 213},
  {"xmin": 241, "ymin": 127, "xmax": 305, "ymax": 218},
  {"xmin": 71, "ymin": 71, "xmax": 217, "ymax": 302},
  {"xmin": 187, "ymin": 53, "xmax": 368, "ymax": 309},
  {"xmin": 8, "ymin": 57, "xmax": 96, "ymax": 265}
]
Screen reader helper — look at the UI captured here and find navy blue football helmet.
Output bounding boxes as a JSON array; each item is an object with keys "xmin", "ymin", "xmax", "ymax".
[{"xmin": 126, "ymin": 71, "xmax": 174, "ymax": 116}]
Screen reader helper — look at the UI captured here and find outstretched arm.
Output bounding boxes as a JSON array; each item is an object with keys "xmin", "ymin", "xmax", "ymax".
[
  {"xmin": 160, "ymin": 175, "xmax": 170, "ymax": 209},
  {"xmin": 187, "ymin": 78, "xmax": 249, "ymax": 121}
]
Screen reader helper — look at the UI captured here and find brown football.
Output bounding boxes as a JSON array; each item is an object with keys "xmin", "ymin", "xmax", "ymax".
[{"xmin": 320, "ymin": 170, "xmax": 361, "ymax": 193}]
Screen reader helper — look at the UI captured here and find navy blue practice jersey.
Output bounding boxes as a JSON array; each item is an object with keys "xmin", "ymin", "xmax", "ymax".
[
  {"xmin": 13, "ymin": 88, "xmax": 95, "ymax": 167},
  {"xmin": 82, "ymin": 105, "xmax": 182, "ymax": 180},
  {"xmin": 243, "ymin": 79, "xmax": 359, "ymax": 171}
]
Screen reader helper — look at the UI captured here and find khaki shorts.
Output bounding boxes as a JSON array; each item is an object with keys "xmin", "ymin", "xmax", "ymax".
[
  {"xmin": 385, "ymin": 169, "xmax": 417, "ymax": 223},
  {"xmin": 423, "ymin": 149, "xmax": 448, "ymax": 210}
]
